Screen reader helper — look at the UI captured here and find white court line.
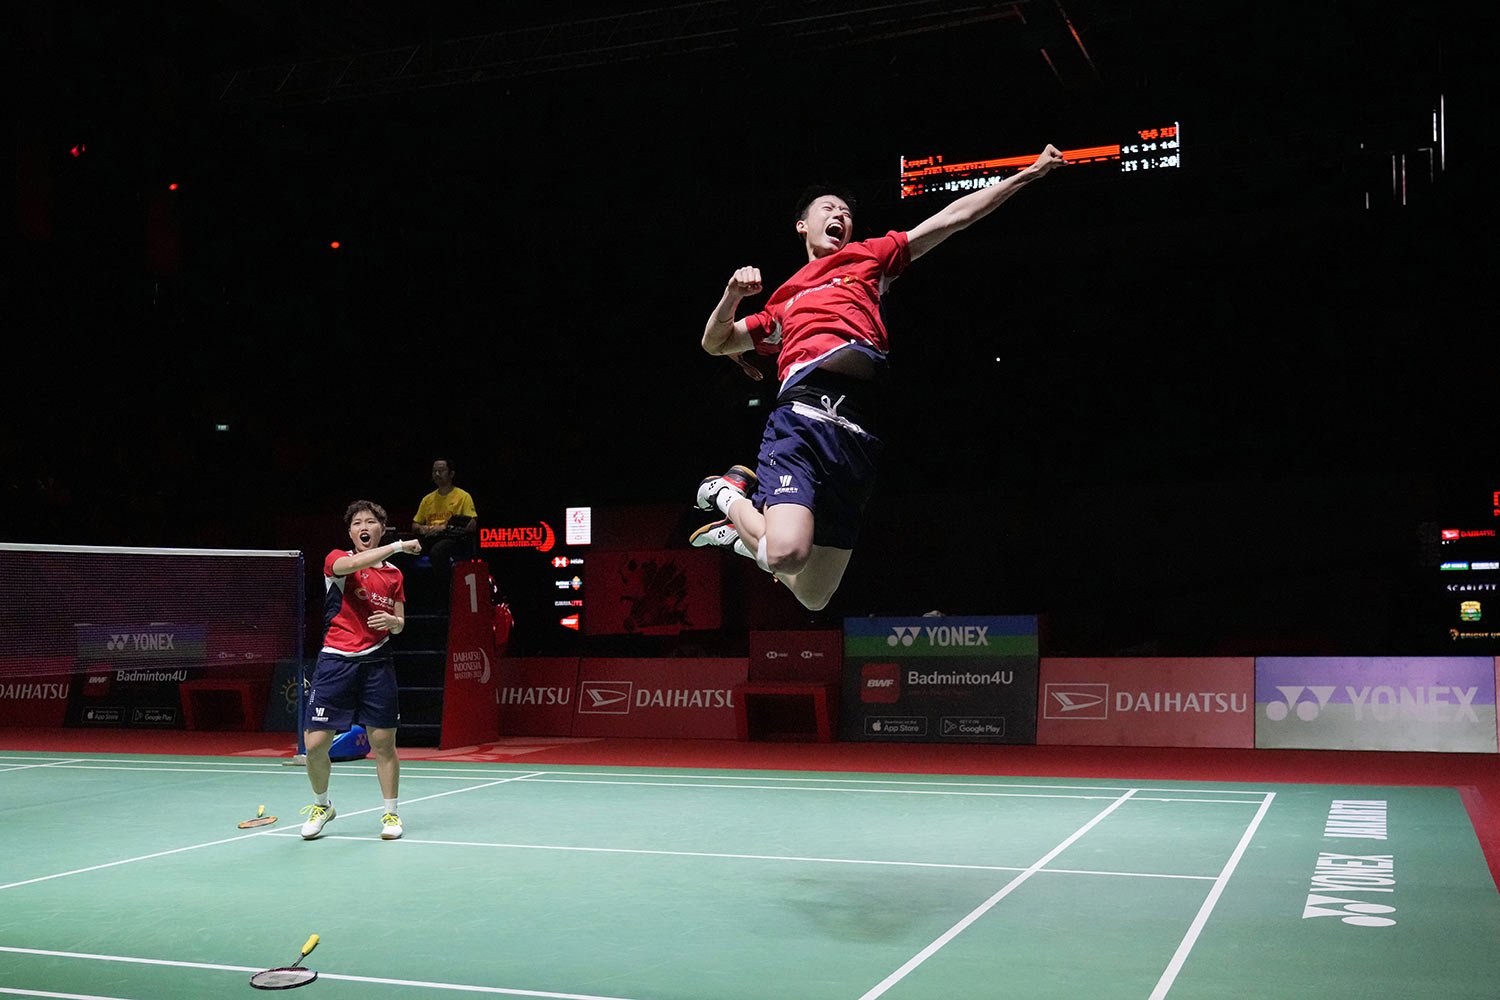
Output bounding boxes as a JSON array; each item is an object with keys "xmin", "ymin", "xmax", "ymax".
[
  {"xmin": 0, "ymin": 756, "xmax": 294, "ymax": 770},
  {"xmin": 857, "ymin": 787, "xmax": 1142, "ymax": 1000},
  {"xmin": 7, "ymin": 763, "xmax": 493, "ymax": 781},
  {"xmin": 1148, "ymin": 791, "xmax": 1277, "ymax": 999},
  {"xmin": 0, "ymin": 774, "xmax": 540, "ymax": 892},
  {"xmin": 269, "ymin": 830, "xmax": 1218, "ymax": 881},
  {"xmin": 0, "ymin": 759, "xmax": 84, "ymax": 774},
  {"xmin": 0, "ymin": 754, "xmax": 1277, "ymax": 795},
  {"xmin": 0, "ymin": 760, "xmax": 1270, "ymax": 803},
  {"xmin": 400, "ymin": 767, "xmax": 1276, "ymax": 796},
  {"xmin": 519, "ymin": 776, "xmax": 1257, "ymax": 805},
  {"xmin": 2, "ymin": 988, "xmax": 137, "ymax": 1000},
  {"xmin": 0, "ymin": 946, "xmax": 641, "ymax": 1000}
]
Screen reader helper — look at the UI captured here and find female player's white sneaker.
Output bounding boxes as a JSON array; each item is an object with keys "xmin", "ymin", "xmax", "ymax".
[
  {"xmin": 380, "ymin": 813, "xmax": 404, "ymax": 840},
  {"xmin": 298, "ymin": 802, "xmax": 336, "ymax": 839}
]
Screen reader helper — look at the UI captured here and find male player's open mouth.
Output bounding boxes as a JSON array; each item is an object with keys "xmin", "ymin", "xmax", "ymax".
[{"xmin": 826, "ymin": 221, "xmax": 845, "ymax": 242}]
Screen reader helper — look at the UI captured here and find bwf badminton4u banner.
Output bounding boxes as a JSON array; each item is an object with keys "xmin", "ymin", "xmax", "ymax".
[
  {"xmin": 1255, "ymin": 656, "xmax": 1499, "ymax": 753},
  {"xmin": 839, "ymin": 615, "xmax": 1039, "ymax": 744}
]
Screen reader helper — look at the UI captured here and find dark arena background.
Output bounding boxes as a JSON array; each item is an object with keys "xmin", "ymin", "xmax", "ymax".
[
  {"xmin": 7, "ymin": 0, "xmax": 1496, "ymax": 657},
  {"xmin": 5, "ymin": 4, "xmax": 1500, "ymax": 999}
]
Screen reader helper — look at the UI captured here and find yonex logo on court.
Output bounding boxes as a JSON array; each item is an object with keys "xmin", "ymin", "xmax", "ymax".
[
  {"xmin": 1043, "ymin": 684, "xmax": 1109, "ymax": 720},
  {"xmin": 579, "ymin": 681, "xmax": 633, "ymax": 714}
]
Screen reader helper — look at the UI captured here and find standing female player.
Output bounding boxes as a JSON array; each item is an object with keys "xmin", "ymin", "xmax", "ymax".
[
  {"xmin": 691, "ymin": 144, "xmax": 1065, "ymax": 611},
  {"xmin": 300, "ymin": 500, "xmax": 420, "ymax": 841}
]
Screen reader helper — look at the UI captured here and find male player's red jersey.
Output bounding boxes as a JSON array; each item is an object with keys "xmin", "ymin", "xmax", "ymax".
[
  {"xmin": 742, "ymin": 231, "xmax": 910, "ymax": 385},
  {"xmin": 321, "ymin": 549, "xmax": 405, "ymax": 656}
]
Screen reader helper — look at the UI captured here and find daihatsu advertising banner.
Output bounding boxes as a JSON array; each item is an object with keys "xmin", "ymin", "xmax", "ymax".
[
  {"xmin": 1036, "ymin": 657, "xmax": 1254, "ymax": 748},
  {"xmin": 1255, "ymin": 656, "xmax": 1498, "ymax": 753}
]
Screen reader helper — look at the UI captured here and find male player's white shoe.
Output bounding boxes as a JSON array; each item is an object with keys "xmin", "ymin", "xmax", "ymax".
[
  {"xmin": 695, "ymin": 464, "xmax": 758, "ymax": 513},
  {"xmin": 380, "ymin": 812, "xmax": 404, "ymax": 840},
  {"xmin": 689, "ymin": 518, "xmax": 739, "ymax": 548},
  {"xmin": 299, "ymin": 802, "xmax": 336, "ymax": 839}
]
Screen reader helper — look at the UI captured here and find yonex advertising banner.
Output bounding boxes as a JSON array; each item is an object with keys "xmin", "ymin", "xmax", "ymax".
[
  {"xmin": 571, "ymin": 658, "xmax": 747, "ymax": 739},
  {"xmin": 497, "ymin": 657, "xmax": 581, "ymax": 736},
  {"xmin": 840, "ymin": 616, "xmax": 1039, "ymax": 743},
  {"xmin": 1256, "ymin": 657, "xmax": 1499, "ymax": 753},
  {"xmin": 1037, "ymin": 657, "xmax": 1254, "ymax": 748},
  {"xmin": 67, "ymin": 624, "xmax": 208, "ymax": 728}
]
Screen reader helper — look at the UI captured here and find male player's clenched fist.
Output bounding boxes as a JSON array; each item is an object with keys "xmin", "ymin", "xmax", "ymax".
[{"xmin": 726, "ymin": 267, "xmax": 763, "ymax": 298}]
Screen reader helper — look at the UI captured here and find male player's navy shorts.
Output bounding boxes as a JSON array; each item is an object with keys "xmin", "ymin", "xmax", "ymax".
[
  {"xmin": 306, "ymin": 649, "xmax": 400, "ymax": 730},
  {"xmin": 750, "ymin": 397, "xmax": 884, "ymax": 550}
]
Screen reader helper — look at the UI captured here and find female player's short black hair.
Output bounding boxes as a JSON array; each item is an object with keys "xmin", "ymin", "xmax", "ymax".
[
  {"xmin": 343, "ymin": 500, "xmax": 388, "ymax": 528},
  {"xmin": 794, "ymin": 184, "xmax": 858, "ymax": 223}
]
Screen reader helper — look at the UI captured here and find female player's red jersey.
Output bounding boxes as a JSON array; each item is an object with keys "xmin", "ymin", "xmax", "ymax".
[
  {"xmin": 742, "ymin": 231, "xmax": 910, "ymax": 384},
  {"xmin": 320, "ymin": 549, "xmax": 405, "ymax": 656}
]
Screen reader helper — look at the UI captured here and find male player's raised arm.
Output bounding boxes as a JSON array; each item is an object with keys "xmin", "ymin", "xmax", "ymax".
[
  {"xmin": 702, "ymin": 266, "xmax": 764, "ymax": 357},
  {"xmin": 906, "ymin": 144, "xmax": 1065, "ymax": 261}
]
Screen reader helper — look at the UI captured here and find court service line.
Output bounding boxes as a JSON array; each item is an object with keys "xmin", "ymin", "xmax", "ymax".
[
  {"xmin": 0, "ymin": 759, "xmax": 85, "ymax": 774},
  {"xmin": 1, "ymin": 988, "xmax": 136, "ymax": 1000},
  {"xmin": 10, "ymin": 763, "xmax": 495, "ymax": 781},
  {"xmin": 0, "ymin": 947, "xmax": 641, "ymax": 1000},
  {"xmin": 0, "ymin": 760, "xmax": 1274, "ymax": 804},
  {"xmin": 268, "ymin": 831, "xmax": 1218, "ymax": 881},
  {"xmin": 857, "ymin": 788, "xmax": 1142, "ymax": 1000},
  {"xmin": 0, "ymin": 755, "xmax": 1279, "ymax": 797},
  {"xmin": 521, "ymin": 776, "xmax": 1248, "ymax": 805},
  {"xmin": 1148, "ymin": 791, "xmax": 1277, "ymax": 1000},
  {"xmin": 0, "ymin": 755, "xmax": 288, "ymax": 768},
  {"xmin": 397, "ymin": 766, "xmax": 1276, "ymax": 796},
  {"xmin": 0, "ymin": 774, "xmax": 540, "ymax": 893}
]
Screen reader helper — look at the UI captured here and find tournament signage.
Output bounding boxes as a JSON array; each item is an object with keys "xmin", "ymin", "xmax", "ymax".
[
  {"xmin": 439, "ymin": 560, "xmax": 501, "ymax": 748},
  {"xmin": 571, "ymin": 658, "xmax": 747, "ymax": 739},
  {"xmin": 748, "ymin": 630, "xmax": 842, "ymax": 683},
  {"xmin": 1256, "ymin": 656, "xmax": 1499, "ymax": 753},
  {"xmin": 68, "ymin": 624, "xmax": 207, "ymax": 728},
  {"xmin": 1036, "ymin": 657, "xmax": 1254, "ymax": 748},
  {"xmin": 840, "ymin": 615, "xmax": 1039, "ymax": 744},
  {"xmin": 497, "ymin": 657, "xmax": 582, "ymax": 736}
]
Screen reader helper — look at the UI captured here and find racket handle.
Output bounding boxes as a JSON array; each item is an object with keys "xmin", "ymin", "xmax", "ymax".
[{"xmin": 301, "ymin": 934, "xmax": 319, "ymax": 958}]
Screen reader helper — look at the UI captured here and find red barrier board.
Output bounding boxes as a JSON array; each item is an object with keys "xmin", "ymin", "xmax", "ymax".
[
  {"xmin": 439, "ymin": 560, "xmax": 501, "ymax": 748},
  {"xmin": 497, "ymin": 657, "xmax": 581, "ymax": 736},
  {"xmin": 748, "ymin": 630, "xmax": 842, "ymax": 683},
  {"xmin": 0, "ymin": 672, "xmax": 72, "ymax": 727},
  {"xmin": 571, "ymin": 658, "xmax": 747, "ymax": 739},
  {"xmin": 1037, "ymin": 657, "xmax": 1255, "ymax": 748}
]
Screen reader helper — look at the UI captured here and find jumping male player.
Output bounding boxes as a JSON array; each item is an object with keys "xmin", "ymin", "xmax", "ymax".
[
  {"xmin": 692, "ymin": 144, "xmax": 1065, "ymax": 611},
  {"xmin": 300, "ymin": 500, "xmax": 420, "ymax": 841}
]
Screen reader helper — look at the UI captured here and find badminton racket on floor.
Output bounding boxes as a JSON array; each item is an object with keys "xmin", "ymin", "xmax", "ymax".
[
  {"xmin": 249, "ymin": 934, "xmax": 320, "ymax": 990},
  {"xmin": 238, "ymin": 804, "xmax": 277, "ymax": 829}
]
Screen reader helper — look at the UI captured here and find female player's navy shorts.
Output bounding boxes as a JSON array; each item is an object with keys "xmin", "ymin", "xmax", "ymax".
[
  {"xmin": 306, "ymin": 649, "xmax": 399, "ymax": 730},
  {"xmin": 750, "ymin": 399, "xmax": 884, "ymax": 550}
]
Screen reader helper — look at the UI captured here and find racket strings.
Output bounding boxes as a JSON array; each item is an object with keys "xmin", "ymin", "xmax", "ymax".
[{"xmin": 250, "ymin": 967, "xmax": 318, "ymax": 989}]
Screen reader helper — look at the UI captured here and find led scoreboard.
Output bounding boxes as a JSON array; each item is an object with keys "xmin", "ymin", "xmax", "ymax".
[{"xmin": 900, "ymin": 122, "xmax": 1181, "ymax": 198}]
